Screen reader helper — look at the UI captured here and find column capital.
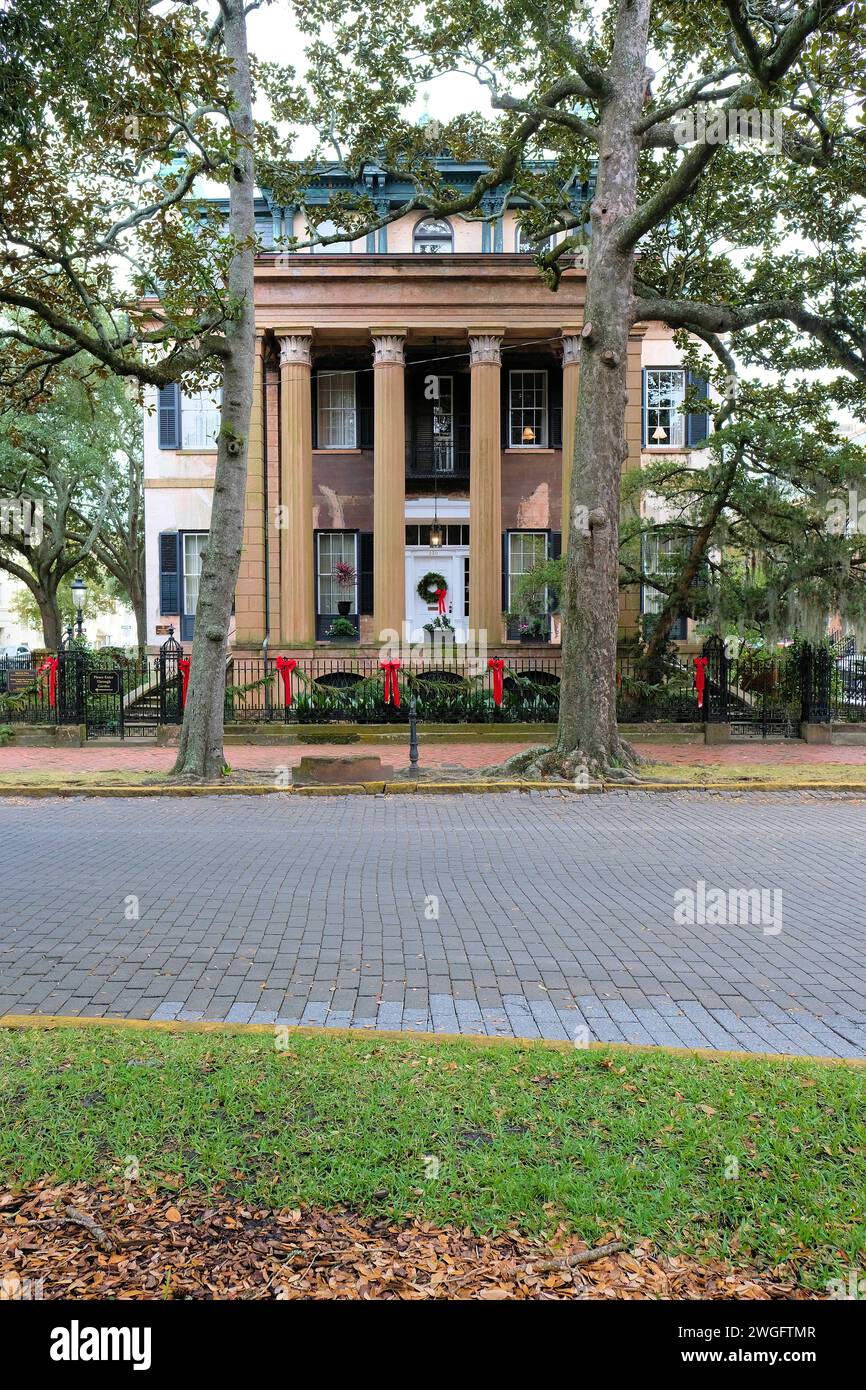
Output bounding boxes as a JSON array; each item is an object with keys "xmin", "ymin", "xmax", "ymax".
[
  {"xmin": 277, "ymin": 333, "xmax": 312, "ymax": 367},
  {"xmin": 561, "ymin": 333, "xmax": 581, "ymax": 367},
  {"xmin": 468, "ymin": 332, "xmax": 503, "ymax": 366},
  {"xmin": 371, "ymin": 332, "xmax": 406, "ymax": 365}
]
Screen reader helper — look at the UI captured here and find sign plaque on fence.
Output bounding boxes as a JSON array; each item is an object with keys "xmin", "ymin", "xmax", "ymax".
[
  {"xmin": 88, "ymin": 671, "xmax": 121, "ymax": 696},
  {"xmin": 6, "ymin": 669, "xmax": 36, "ymax": 695},
  {"xmin": 155, "ymin": 624, "xmax": 172, "ymax": 635}
]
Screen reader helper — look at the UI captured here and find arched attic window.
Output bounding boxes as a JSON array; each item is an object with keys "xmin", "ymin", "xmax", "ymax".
[{"xmin": 413, "ymin": 217, "xmax": 453, "ymax": 253}]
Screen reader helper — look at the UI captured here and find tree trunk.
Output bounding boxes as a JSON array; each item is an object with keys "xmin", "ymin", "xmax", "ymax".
[
  {"xmin": 554, "ymin": 0, "xmax": 651, "ymax": 777},
  {"xmin": 35, "ymin": 578, "xmax": 62, "ymax": 651},
  {"xmin": 130, "ymin": 575, "xmax": 146, "ymax": 659},
  {"xmin": 173, "ymin": 0, "xmax": 255, "ymax": 780}
]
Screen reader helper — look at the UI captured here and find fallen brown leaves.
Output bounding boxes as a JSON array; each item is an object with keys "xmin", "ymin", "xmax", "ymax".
[{"xmin": 1, "ymin": 1184, "xmax": 821, "ymax": 1300}]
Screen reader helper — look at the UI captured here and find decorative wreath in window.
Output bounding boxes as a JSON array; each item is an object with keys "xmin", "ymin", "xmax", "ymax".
[{"xmin": 416, "ymin": 571, "xmax": 448, "ymax": 605}]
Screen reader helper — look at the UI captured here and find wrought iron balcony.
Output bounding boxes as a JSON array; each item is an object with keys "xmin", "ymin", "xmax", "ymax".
[{"xmin": 406, "ymin": 414, "xmax": 470, "ymax": 477}]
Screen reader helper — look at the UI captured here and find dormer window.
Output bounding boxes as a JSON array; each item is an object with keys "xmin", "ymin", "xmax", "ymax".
[{"xmin": 413, "ymin": 218, "xmax": 453, "ymax": 253}]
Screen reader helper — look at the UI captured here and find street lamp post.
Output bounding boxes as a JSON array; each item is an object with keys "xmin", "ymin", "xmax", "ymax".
[{"xmin": 71, "ymin": 576, "xmax": 87, "ymax": 638}]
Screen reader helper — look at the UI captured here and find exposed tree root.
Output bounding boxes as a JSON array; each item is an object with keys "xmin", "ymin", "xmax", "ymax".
[{"xmin": 485, "ymin": 739, "xmax": 646, "ymax": 786}]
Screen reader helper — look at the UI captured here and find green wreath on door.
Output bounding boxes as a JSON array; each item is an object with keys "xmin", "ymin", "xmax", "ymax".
[{"xmin": 416, "ymin": 571, "xmax": 448, "ymax": 605}]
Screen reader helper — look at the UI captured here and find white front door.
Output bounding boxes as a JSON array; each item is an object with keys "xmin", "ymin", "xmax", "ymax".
[{"xmin": 406, "ymin": 549, "xmax": 468, "ymax": 643}]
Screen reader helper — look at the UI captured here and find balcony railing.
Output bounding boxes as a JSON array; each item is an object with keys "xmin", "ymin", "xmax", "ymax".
[{"xmin": 407, "ymin": 414, "xmax": 470, "ymax": 477}]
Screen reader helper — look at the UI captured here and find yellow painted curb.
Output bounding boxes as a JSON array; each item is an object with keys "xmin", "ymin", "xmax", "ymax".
[
  {"xmin": 0, "ymin": 779, "xmax": 864, "ymax": 798},
  {"xmin": 0, "ymin": 1012, "xmax": 862, "ymax": 1068}
]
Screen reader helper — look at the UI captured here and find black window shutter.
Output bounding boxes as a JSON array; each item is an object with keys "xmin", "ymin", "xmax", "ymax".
[
  {"xmin": 158, "ymin": 532, "xmax": 180, "ymax": 614},
  {"xmin": 158, "ymin": 384, "xmax": 180, "ymax": 449},
  {"xmin": 548, "ymin": 369, "xmax": 562, "ymax": 448},
  {"xmin": 501, "ymin": 531, "xmax": 510, "ymax": 611},
  {"xmin": 311, "ymin": 373, "xmax": 318, "ymax": 449},
  {"xmin": 357, "ymin": 371, "xmax": 374, "ymax": 449},
  {"xmin": 551, "ymin": 530, "xmax": 562, "ymax": 560},
  {"xmin": 359, "ymin": 531, "xmax": 373, "ymax": 613},
  {"xmin": 687, "ymin": 371, "xmax": 710, "ymax": 446}
]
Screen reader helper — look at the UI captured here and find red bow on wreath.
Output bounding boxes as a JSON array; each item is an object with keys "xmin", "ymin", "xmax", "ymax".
[
  {"xmin": 381, "ymin": 659, "xmax": 401, "ymax": 707},
  {"xmin": 693, "ymin": 655, "xmax": 708, "ymax": 709},
  {"xmin": 178, "ymin": 657, "xmax": 191, "ymax": 708},
  {"xmin": 488, "ymin": 658, "xmax": 505, "ymax": 707},
  {"xmin": 37, "ymin": 656, "xmax": 58, "ymax": 709},
  {"xmin": 434, "ymin": 585, "xmax": 447, "ymax": 615},
  {"xmin": 275, "ymin": 656, "xmax": 297, "ymax": 706}
]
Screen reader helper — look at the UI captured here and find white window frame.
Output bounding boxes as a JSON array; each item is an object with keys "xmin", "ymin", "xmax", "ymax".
[
  {"xmin": 508, "ymin": 370, "xmax": 548, "ymax": 448},
  {"xmin": 644, "ymin": 368, "xmax": 686, "ymax": 448},
  {"xmin": 317, "ymin": 371, "xmax": 357, "ymax": 449},
  {"xmin": 180, "ymin": 388, "xmax": 221, "ymax": 450},
  {"xmin": 316, "ymin": 531, "xmax": 358, "ymax": 614},
  {"xmin": 515, "ymin": 225, "xmax": 552, "ymax": 254},
  {"xmin": 308, "ymin": 217, "xmax": 352, "ymax": 253},
  {"xmin": 508, "ymin": 530, "xmax": 549, "ymax": 610},
  {"xmin": 413, "ymin": 217, "xmax": 453, "ymax": 253},
  {"xmin": 182, "ymin": 532, "xmax": 208, "ymax": 619}
]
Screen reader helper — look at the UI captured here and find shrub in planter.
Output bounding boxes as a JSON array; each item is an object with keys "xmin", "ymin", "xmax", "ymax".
[{"xmin": 328, "ymin": 616, "xmax": 358, "ymax": 641}]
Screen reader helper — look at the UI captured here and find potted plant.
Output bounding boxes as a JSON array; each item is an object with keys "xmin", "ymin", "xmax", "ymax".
[
  {"xmin": 328, "ymin": 615, "xmax": 358, "ymax": 643},
  {"xmin": 516, "ymin": 615, "xmax": 549, "ymax": 643},
  {"xmin": 334, "ymin": 560, "xmax": 357, "ymax": 616}
]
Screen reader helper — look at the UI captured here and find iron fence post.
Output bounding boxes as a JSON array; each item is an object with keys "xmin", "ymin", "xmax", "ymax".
[{"xmin": 408, "ymin": 697, "xmax": 419, "ymax": 775}]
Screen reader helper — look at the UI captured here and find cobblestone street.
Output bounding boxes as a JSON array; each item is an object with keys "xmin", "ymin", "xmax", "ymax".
[{"xmin": 1, "ymin": 790, "xmax": 864, "ymax": 1056}]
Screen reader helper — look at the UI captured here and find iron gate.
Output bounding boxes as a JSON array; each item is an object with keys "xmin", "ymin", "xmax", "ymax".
[
  {"xmin": 54, "ymin": 631, "xmax": 182, "ymax": 740},
  {"xmin": 702, "ymin": 636, "xmax": 831, "ymax": 738}
]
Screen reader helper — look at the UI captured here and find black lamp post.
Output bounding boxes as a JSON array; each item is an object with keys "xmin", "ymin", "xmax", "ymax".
[{"xmin": 71, "ymin": 576, "xmax": 87, "ymax": 638}]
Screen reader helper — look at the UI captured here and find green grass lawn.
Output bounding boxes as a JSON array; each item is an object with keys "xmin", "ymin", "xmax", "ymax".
[{"xmin": 1, "ymin": 1025, "xmax": 863, "ymax": 1288}]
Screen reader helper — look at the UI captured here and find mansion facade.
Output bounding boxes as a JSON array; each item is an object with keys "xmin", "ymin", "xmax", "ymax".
[{"xmin": 143, "ymin": 162, "xmax": 710, "ymax": 654}]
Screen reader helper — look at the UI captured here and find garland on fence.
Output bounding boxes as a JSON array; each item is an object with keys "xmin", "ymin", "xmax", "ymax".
[{"xmin": 178, "ymin": 657, "xmax": 191, "ymax": 708}]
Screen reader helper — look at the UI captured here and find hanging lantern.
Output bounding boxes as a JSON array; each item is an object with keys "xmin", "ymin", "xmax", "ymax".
[{"xmin": 429, "ymin": 522, "xmax": 444, "ymax": 547}]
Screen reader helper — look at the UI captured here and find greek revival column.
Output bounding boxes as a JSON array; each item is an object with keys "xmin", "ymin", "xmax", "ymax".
[
  {"xmin": 561, "ymin": 330, "xmax": 581, "ymax": 547},
  {"xmin": 468, "ymin": 330, "xmax": 504, "ymax": 640},
  {"xmin": 371, "ymin": 330, "xmax": 406, "ymax": 640},
  {"xmin": 277, "ymin": 331, "xmax": 314, "ymax": 642}
]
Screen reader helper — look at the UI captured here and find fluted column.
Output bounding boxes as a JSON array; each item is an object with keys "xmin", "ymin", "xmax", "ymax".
[
  {"xmin": 468, "ymin": 330, "xmax": 504, "ymax": 640},
  {"xmin": 371, "ymin": 330, "xmax": 407, "ymax": 640},
  {"xmin": 561, "ymin": 330, "xmax": 581, "ymax": 547},
  {"xmin": 277, "ymin": 331, "xmax": 314, "ymax": 642}
]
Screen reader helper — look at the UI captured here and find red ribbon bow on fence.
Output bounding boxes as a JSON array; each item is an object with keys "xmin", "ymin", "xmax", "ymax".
[
  {"xmin": 381, "ymin": 660, "xmax": 401, "ymax": 708},
  {"xmin": 178, "ymin": 657, "xmax": 191, "ymax": 709},
  {"xmin": 435, "ymin": 586, "xmax": 447, "ymax": 615},
  {"xmin": 36, "ymin": 657, "xmax": 58, "ymax": 709},
  {"xmin": 488, "ymin": 658, "xmax": 505, "ymax": 707},
  {"xmin": 693, "ymin": 655, "xmax": 708, "ymax": 710},
  {"xmin": 275, "ymin": 656, "xmax": 298, "ymax": 706}
]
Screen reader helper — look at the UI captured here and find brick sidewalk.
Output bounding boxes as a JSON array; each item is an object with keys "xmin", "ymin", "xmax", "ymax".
[{"xmin": 1, "ymin": 738, "xmax": 866, "ymax": 775}]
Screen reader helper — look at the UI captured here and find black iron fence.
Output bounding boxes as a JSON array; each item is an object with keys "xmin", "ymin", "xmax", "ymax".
[
  {"xmin": 1, "ymin": 635, "xmax": 848, "ymax": 736},
  {"xmin": 0, "ymin": 632, "xmax": 182, "ymax": 739}
]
